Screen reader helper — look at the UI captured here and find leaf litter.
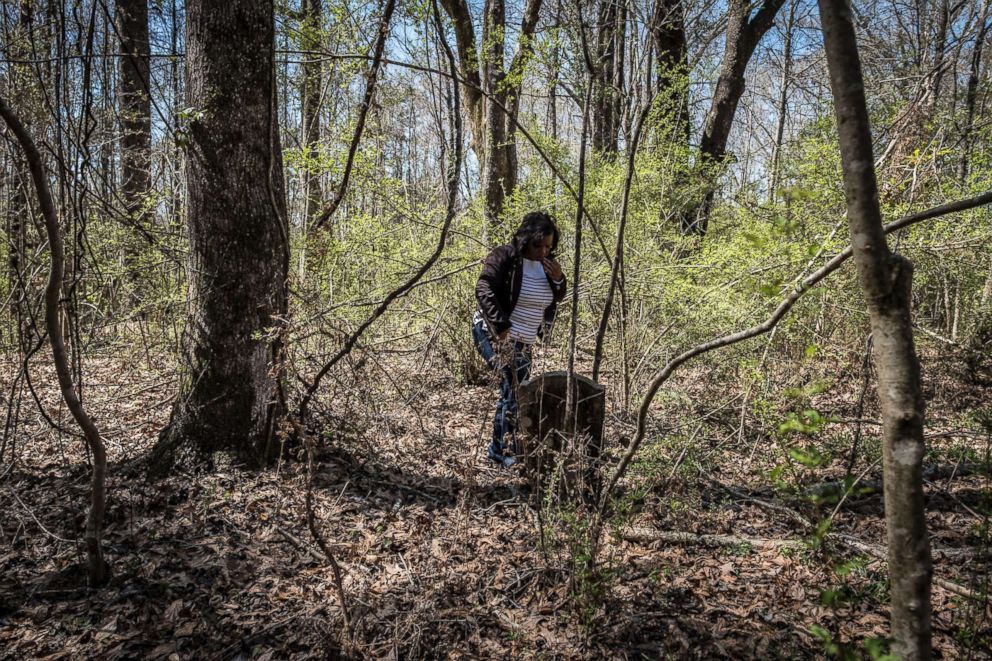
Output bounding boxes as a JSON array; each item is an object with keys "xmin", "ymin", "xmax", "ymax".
[{"xmin": 0, "ymin": 347, "xmax": 989, "ymax": 659}]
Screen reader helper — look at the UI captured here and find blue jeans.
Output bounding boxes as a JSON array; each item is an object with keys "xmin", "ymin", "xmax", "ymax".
[{"xmin": 472, "ymin": 320, "xmax": 532, "ymax": 459}]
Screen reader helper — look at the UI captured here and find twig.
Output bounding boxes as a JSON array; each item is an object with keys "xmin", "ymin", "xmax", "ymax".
[
  {"xmin": 275, "ymin": 526, "xmax": 326, "ymax": 563},
  {"xmin": 304, "ymin": 432, "xmax": 353, "ymax": 639}
]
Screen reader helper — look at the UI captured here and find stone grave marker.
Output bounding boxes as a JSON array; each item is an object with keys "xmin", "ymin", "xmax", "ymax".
[{"xmin": 516, "ymin": 371, "xmax": 605, "ymax": 497}]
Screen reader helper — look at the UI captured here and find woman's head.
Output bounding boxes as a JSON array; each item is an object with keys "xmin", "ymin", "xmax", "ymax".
[{"xmin": 512, "ymin": 211, "xmax": 559, "ymax": 260}]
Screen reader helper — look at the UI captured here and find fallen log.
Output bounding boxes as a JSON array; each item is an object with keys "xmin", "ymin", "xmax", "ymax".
[{"xmin": 620, "ymin": 528, "xmax": 804, "ymax": 551}]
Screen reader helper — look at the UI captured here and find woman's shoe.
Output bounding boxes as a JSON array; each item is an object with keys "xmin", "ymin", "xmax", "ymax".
[{"xmin": 488, "ymin": 444, "xmax": 517, "ymax": 468}]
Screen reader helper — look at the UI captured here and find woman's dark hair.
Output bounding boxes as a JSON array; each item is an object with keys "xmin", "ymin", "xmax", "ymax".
[{"xmin": 512, "ymin": 211, "xmax": 559, "ymax": 256}]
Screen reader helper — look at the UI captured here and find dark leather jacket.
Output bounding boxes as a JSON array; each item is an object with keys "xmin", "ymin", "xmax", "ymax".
[{"xmin": 475, "ymin": 244, "xmax": 567, "ymax": 339}]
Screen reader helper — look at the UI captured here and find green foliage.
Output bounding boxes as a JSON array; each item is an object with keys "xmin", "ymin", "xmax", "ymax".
[
  {"xmin": 810, "ymin": 624, "xmax": 897, "ymax": 661},
  {"xmin": 810, "ymin": 555, "xmax": 896, "ymax": 660}
]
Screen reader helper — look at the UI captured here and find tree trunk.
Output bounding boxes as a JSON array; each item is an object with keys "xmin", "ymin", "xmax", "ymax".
[
  {"xmin": 650, "ymin": 0, "xmax": 688, "ymax": 142},
  {"xmin": 817, "ymin": 0, "xmax": 932, "ymax": 657},
  {"xmin": 688, "ymin": 0, "xmax": 785, "ymax": 235},
  {"xmin": 769, "ymin": 0, "xmax": 796, "ymax": 200},
  {"xmin": 6, "ymin": 0, "xmax": 36, "ymax": 353},
  {"xmin": 169, "ymin": 0, "xmax": 183, "ymax": 229},
  {"xmin": 300, "ymin": 0, "xmax": 322, "ymax": 229},
  {"xmin": 482, "ymin": 0, "xmax": 508, "ymax": 228},
  {"xmin": 592, "ymin": 0, "xmax": 623, "ymax": 155},
  {"xmin": 117, "ymin": 0, "xmax": 151, "ymax": 226},
  {"xmin": 440, "ymin": 0, "xmax": 541, "ymax": 228},
  {"xmin": 5, "ymin": 159, "xmax": 30, "ymax": 352},
  {"xmin": 958, "ymin": 0, "xmax": 989, "ymax": 184},
  {"xmin": 150, "ymin": 0, "xmax": 290, "ymax": 474}
]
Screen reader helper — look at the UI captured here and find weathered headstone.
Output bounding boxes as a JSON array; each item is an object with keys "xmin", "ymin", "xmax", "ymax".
[{"xmin": 516, "ymin": 371, "xmax": 605, "ymax": 497}]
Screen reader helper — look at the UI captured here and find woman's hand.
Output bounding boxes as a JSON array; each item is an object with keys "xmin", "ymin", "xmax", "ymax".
[
  {"xmin": 542, "ymin": 258, "xmax": 563, "ymax": 281},
  {"xmin": 498, "ymin": 328, "xmax": 510, "ymax": 342}
]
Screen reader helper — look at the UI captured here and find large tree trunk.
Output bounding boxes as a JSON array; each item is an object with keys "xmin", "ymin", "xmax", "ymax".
[
  {"xmin": 818, "ymin": 0, "xmax": 932, "ymax": 657},
  {"xmin": 150, "ymin": 0, "xmax": 290, "ymax": 474},
  {"xmin": 117, "ymin": 0, "xmax": 151, "ymax": 226},
  {"xmin": 687, "ymin": 0, "xmax": 784, "ymax": 236}
]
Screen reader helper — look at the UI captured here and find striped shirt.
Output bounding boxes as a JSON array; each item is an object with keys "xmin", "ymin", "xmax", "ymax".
[{"xmin": 509, "ymin": 259, "xmax": 554, "ymax": 344}]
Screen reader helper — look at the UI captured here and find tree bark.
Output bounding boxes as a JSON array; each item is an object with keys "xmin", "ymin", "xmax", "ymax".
[
  {"xmin": 687, "ymin": 0, "xmax": 785, "ymax": 235},
  {"xmin": 117, "ymin": 0, "xmax": 151, "ymax": 227},
  {"xmin": 439, "ymin": 0, "xmax": 485, "ymax": 151},
  {"xmin": 958, "ymin": 0, "xmax": 989, "ymax": 184},
  {"xmin": 769, "ymin": 0, "xmax": 796, "ymax": 200},
  {"xmin": 6, "ymin": 0, "xmax": 36, "ymax": 353},
  {"xmin": 592, "ymin": 0, "xmax": 624, "ymax": 155},
  {"xmin": 481, "ymin": 0, "xmax": 509, "ymax": 227},
  {"xmin": 440, "ymin": 0, "xmax": 542, "ymax": 228},
  {"xmin": 300, "ymin": 0, "xmax": 323, "ymax": 228},
  {"xmin": 150, "ymin": 0, "xmax": 290, "ymax": 473},
  {"xmin": 650, "ymin": 0, "xmax": 688, "ymax": 142},
  {"xmin": 817, "ymin": 0, "xmax": 932, "ymax": 657}
]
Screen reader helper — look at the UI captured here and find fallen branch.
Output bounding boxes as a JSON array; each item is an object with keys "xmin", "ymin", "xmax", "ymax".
[
  {"xmin": 275, "ymin": 526, "xmax": 327, "ymax": 564},
  {"xmin": 804, "ymin": 463, "xmax": 992, "ymax": 500},
  {"xmin": 716, "ymin": 480, "xmax": 984, "ymax": 593},
  {"xmin": 831, "ymin": 534, "xmax": 984, "ymax": 602},
  {"xmin": 620, "ymin": 528, "xmax": 805, "ymax": 551},
  {"xmin": 622, "ymin": 525, "xmax": 983, "ymax": 600}
]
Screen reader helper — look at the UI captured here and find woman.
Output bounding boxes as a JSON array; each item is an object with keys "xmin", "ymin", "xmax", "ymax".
[{"xmin": 473, "ymin": 211, "xmax": 567, "ymax": 467}]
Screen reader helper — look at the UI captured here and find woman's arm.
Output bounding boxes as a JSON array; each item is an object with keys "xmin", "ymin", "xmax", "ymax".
[{"xmin": 476, "ymin": 246, "xmax": 513, "ymax": 336}]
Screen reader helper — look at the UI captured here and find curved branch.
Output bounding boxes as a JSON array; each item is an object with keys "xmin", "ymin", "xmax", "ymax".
[
  {"xmin": 0, "ymin": 95, "xmax": 108, "ymax": 585},
  {"xmin": 297, "ymin": 7, "xmax": 465, "ymax": 420},
  {"xmin": 310, "ymin": 0, "xmax": 397, "ymax": 233},
  {"xmin": 599, "ymin": 188, "xmax": 992, "ymax": 508}
]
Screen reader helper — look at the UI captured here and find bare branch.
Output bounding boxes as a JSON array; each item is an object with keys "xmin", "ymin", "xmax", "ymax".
[
  {"xmin": 298, "ymin": 2, "xmax": 465, "ymax": 420},
  {"xmin": 310, "ymin": 0, "xmax": 397, "ymax": 233},
  {"xmin": 0, "ymin": 95, "xmax": 108, "ymax": 585},
  {"xmin": 599, "ymin": 188, "xmax": 992, "ymax": 509}
]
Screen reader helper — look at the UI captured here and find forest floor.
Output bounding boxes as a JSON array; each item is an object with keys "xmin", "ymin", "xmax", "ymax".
[{"xmin": 1, "ymin": 344, "xmax": 990, "ymax": 659}]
